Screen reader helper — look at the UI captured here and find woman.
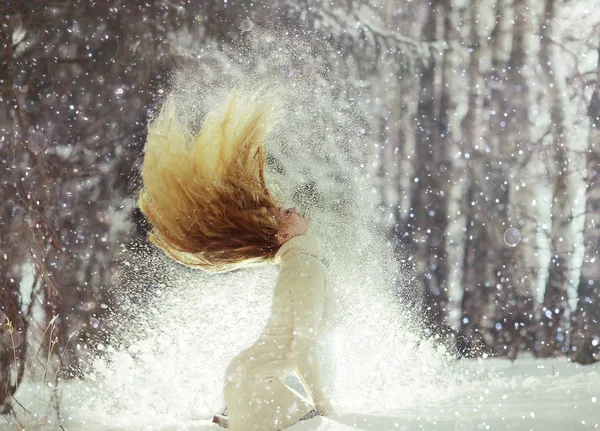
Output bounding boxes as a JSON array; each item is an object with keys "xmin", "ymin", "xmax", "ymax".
[{"xmin": 138, "ymin": 89, "xmax": 332, "ymax": 430}]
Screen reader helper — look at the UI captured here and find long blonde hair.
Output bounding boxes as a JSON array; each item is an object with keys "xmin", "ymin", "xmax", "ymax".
[{"xmin": 138, "ymin": 89, "xmax": 282, "ymax": 272}]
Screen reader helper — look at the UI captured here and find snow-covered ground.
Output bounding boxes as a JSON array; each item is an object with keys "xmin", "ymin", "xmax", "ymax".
[
  {"xmin": 10, "ymin": 357, "xmax": 599, "ymax": 430},
  {"xmin": 9, "ymin": 248, "xmax": 600, "ymax": 431}
]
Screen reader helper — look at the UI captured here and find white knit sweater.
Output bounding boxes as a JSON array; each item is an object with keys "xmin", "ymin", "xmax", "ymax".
[{"xmin": 223, "ymin": 234, "xmax": 330, "ymax": 431}]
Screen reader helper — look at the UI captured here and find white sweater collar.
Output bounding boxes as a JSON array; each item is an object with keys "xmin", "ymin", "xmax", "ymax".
[{"xmin": 274, "ymin": 234, "xmax": 323, "ymax": 263}]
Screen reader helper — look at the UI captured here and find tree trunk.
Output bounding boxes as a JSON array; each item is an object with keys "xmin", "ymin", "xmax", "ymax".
[
  {"xmin": 0, "ymin": 21, "xmax": 29, "ymax": 413},
  {"xmin": 406, "ymin": 0, "xmax": 451, "ymax": 336},
  {"xmin": 537, "ymin": 0, "xmax": 579, "ymax": 357},
  {"xmin": 458, "ymin": 0, "xmax": 493, "ymax": 358},
  {"xmin": 492, "ymin": 0, "xmax": 538, "ymax": 359},
  {"xmin": 571, "ymin": 47, "xmax": 600, "ymax": 365}
]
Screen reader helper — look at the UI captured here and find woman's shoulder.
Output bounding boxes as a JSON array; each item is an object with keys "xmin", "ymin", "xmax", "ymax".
[{"xmin": 274, "ymin": 234, "xmax": 323, "ymax": 263}]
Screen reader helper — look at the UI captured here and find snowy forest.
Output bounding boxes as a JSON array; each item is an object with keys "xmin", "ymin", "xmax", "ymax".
[{"xmin": 1, "ymin": 0, "xmax": 600, "ymax": 428}]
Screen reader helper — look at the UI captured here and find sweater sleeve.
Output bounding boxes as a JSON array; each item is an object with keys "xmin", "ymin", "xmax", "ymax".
[{"xmin": 277, "ymin": 252, "xmax": 330, "ymax": 412}]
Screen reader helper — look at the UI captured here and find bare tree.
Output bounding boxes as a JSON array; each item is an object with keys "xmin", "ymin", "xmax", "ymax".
[
  {"xmin": 490, "ymin": 0, "xmax": 538, "ymax": 359},
  {"xmin": 536, "ymin": 0, "xmax": 579, "ymax": 357},
  {"xmin": 402, "ymin": 0, "xmax": 452, "ymax": 335},
  {"xmin": 571, "ymin": 45, "xmax": 600, "ymax": 364},
  {"xmin": 0, "ymin": 0, "xmax": 177, "ymax": 409},
  {"xmin": 458, "ymin": 0, "xmax": 494, "ymax": 358}
]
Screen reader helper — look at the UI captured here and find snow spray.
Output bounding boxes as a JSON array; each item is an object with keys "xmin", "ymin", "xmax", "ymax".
[{"xmin": 29, "ymin": 29, "xmax": 460, "ymax": 429}]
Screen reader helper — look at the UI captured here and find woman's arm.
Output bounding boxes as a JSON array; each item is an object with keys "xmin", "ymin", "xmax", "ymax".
[{"xmin": 278, "ymin": 253, "xmax": 332, "ymax": 414}]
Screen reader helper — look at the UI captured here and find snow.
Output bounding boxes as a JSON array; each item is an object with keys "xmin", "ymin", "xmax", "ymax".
[
  {"xmin": 6, "ymin": 9, "xmax": 600, "ymax": 431},
  {"xmin": 13, "ymin": 249, "xmax": 599, "ymax": 431},
  {"xmin": 11, "ymin": 357, "xmax": 599, "ymax": 430}
]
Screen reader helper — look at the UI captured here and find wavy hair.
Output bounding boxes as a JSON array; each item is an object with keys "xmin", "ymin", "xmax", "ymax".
[{"xmin": 138, "ymin": 89, "xmax": 282, "ymax": 272}]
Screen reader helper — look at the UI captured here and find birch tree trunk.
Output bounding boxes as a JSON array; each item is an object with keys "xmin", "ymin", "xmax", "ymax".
[
  {"xmin": 458, "ymin": 0, "xmax": 493, "ymax": 357},
  {"xmin": 571, "ymin": 47, "xmax": 600, "ymax": 364},
  {"xmin": 478, "ymin": 0, "xmax": 515, "ymax": 355},
  {"xmin": 492, "ymin": 0, "xmax": 538, "ymax": 358},
  {"xmin": 537, "ymin": 0, "xmax": 579, "ymax": 357},
  {"xmin": 0, "ymin": 18, "xmax": 30, "ymax": 412},
  {"xmin": 406, "ymin": 1, "xmax": 452, "ymax": 335}
]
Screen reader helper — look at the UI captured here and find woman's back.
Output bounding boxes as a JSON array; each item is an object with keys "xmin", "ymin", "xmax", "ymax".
[
  {"xmin": 223, "ymin": 235, "xmax": 330, "ymax": 431},
  {"xmin": 225, "ymin": 282, "xmax": 296, "ymax": 382}
]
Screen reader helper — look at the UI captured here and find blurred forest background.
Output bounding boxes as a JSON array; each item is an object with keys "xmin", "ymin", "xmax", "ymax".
[{"xmin": 1, "ymin": 0, "xmax": 599, "ymax": 415}]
